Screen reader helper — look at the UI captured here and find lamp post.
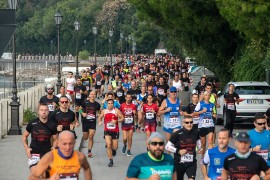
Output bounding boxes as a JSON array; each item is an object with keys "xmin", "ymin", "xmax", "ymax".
[
  {"xmin": 92, "ymin": 27, "xmax": 97, "ymax": 65},
  {"xmin": 120, "ymin": 32, "xmax": 123, "ymax": 60},
  {"xmin": 84, "ymin": 39, "xmax": 86, "ymax": 50},
  {"xmin": 8, "ymin": 0, "xmax": 21, "ymax": 135},
  {"xmin": 50, "ymin": 40, "xmax": 53, "ymax": 55},
  {"xmin": 132, "ymin": 41, "xmax": 136, "ymax": 58},
  {"xmin": 54, "ymin": 11, "xmax": 63, "ymax": 94},
  {"xmin": 125, "ymin": 37, "xmax": 128, "ymax": 60},
  {"xmin": 74, "ymin": 21, "xmax": 80, "ymax": 79},
  {"xmin": 109, "ymin": 30, "xmax": 113, "ymax": 76},
  {"xmin": 128, "ymin": 35, "xmax": 132, "ymax": 58}
]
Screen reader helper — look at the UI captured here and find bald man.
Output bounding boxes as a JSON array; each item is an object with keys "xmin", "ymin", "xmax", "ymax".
[{"xmin": 29, "ymin": 131, "xmax": 92, "ymax": 180}]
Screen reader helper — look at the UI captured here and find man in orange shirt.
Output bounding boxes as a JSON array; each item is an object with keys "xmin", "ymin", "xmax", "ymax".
[{"xmin": 29, "ymin": 130, "xmax": 92, "ymax": 180}]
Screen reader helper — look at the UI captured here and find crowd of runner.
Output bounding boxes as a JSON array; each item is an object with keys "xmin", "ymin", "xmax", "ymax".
[{"xmin": 22, "ymin": 56, "xmax": 270, "ymax": 180}]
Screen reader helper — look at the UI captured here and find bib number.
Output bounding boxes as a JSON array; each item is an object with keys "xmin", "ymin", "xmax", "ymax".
[
  {"xmin": 124, "ymin": 117, "xmax": 133, "ymax": 124},
  {"xmin": 169, "ymin": 117, "xmax": 179, "ymax": 126},
  {"xmin": 158, "ymin": 89, "xmax": 164, "ymax": 95},
  {"xmin": 106, "ymin": 122, "xmax": 116, "ymax": 129},
  {"xmin": 227, "ymin": 103, "xmax": 235, "ymax": 110},
  {"xmin": 97, "ymin": 81, "xmax": 101, "ymax": 85},
  {"xmin": 86, "ymin": 113, "xmax": 95, "ymax": 120},
  {"xmin": 180, "ymin": 154, "xmax": 193, "ymax": 163},
  {"xmin": 146, "ymin": 112, "xmax": 154, "ymax": 119},
  {"xmin": 193, "ymin": 115, "xmax": 200, "ymax": 124},
  {"xmin": 75, "ymin": 92, "xmax": 81, "ymax": 99},
  {"xmin": 257, "ymin": 150, "xmax": 268, "ymax": 162},
  {"xmin": 59, "ymin": 173, "xmax": 78, "ymax": 180},
  {"xmin": 117, "ymin": 92, "xmax": 123, "ymax": 97},
  {"xmin": 28, "ymin": 154, "xmax": 40, "ymax": 167},
  {"xmin": 48, "ymin": 104, "xmax": 54, "ymax": 111},
  {"xmin": 201, "ymin": 117, "xmax": 213, "ymax": 127}
]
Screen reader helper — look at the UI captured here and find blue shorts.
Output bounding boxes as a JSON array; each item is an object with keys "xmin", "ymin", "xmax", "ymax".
[{"xmin": 163, "ymin": 126, "xmax": 181, "ymax": 134}]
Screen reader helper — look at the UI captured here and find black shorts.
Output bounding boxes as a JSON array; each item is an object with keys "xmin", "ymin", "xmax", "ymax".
[
  {"xmin": 75, "ymin": 100, "xmax": 84, "ymax": 106},
  {"xmin": 104, "ymin": 131, "xmax": 119, "ymax": 139},
  {"xmin": 198, "ymin": 127, "xmax": 215, "ymax": 137},
  {"xmin": 82, "ymin": 121, "xmax": 96, "ymax": 132},
  {"xmin": 95, "ymin": 85, "xmax": 101, "ymax": 89},
  {"xmin": 175, "ymin": 161, "xmax": 197, "ymax": 180}
]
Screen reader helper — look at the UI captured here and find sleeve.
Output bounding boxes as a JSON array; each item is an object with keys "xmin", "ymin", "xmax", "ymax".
[
  {"xmin": 258, "ymin": 154, "xmax": 269, "ymax": 172},
  {"xmin": 155, "ymin": 104, "xmax": 159, "ymax": 113},
  {"xmin": 26, "ymin": 121, "xmax": 32, "ymax": 132},
  {"xmin": 224, "ymin": 93, "xmax": 227, "ymax": 99},
  {"xmin": 39, "ymin": 96, "xmax": 44, "ymax": 104},
  {"xmin": 115, "ymin": 101, "xmax": 120, "ymax": 109},
  {"xmin": 119, "ymin": 104, "xmax": 123, "ymax": 111},
  {"xmin": 97, "ymin": 103, "xmax": 101, "ymax": 110},
  {"xmin": 126, "ymin": 157, "xmax": 141, "ymax": 178},
  {"xmin": 203, "ymin": 150, "xmax": 210, "ymax": 165},
  {"xmin": 50, "ymin": 111, "xmax": 57, "ymax": 124},
  {"xmin": 51, "ymin": 122, "xmax": 58, "ymax": 135},
  {"xmin": 194, "ymin": 102, "xmax": 201, "ymax": 112},
  {"xmin": 223, "ymin": 157, "xmax": 229, "ymax": 171},
  {"xmin": 169, "ymin": 131, "xmax": 179, "ymax": 145},
  {"xmin": 185, "ymin": 104, "xmax": 191, "ymax": 113},
  {"xmin": 235, "ymin": 93, "xmax": 240, "ymax": 99},
  {"xmin": 71, "ymin": 112, "xmax": 75, "ymax": 122}
]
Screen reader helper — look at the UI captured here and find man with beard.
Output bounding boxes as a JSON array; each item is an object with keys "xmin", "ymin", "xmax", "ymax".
[
  {"xmin": 74, "ymin": 78, "xmax": 88, "ymax": 120},
  {"xmin": 126, "ymin": 132, "xmax": 176, "ymax": 180},
  {"xmin": 202, "ymin": 129, "xmax": 235, "ymax": 180},
  {"xmin": 39, "ymin": 84, "xmax": 59, "ymax": 116}
]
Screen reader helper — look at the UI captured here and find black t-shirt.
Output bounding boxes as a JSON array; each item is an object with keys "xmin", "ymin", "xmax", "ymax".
[
  {"xmin": 224, "ymin": 153, "xmax": 269, "ymax": 180},
  {"xmin": 224, "ymin": 92, "xmax": 239, "ymax": 111},
  {"xmin": 185, "ymin": 103, "xmax": 196, "ymax": 114},
  {"xmin": 180, "ymin": 77, "xmax": 190, "ymax": 91},
  {"xmin": 156, "ymin": 84, "xmax": 169, "ymax": 99},
  {"xmin": 195, "ymin": 83, "xmax": 206, "ymax": 95},
  {"xmin": 159, "ymin": 72, "xmax": 169, "ymax": 80},
  {"xmin": 74, "ymin": 84, "xmax": 87, "ymax": 101},
  {"xmin": 104, "ymin": 65, "xmax": 111, "ymax": 74},
  {"xmin": 116, "ymin": 87, "xmax": 125, "ymax": 104},
  {"xmin": 39, "ymin": 95, "xmax": 59, "ymax": 113},
  {"xmin": 50, "ymin": 109, "xmax": 75, "ymax": 131},
  {"xmin": 169, "ymin": 128, "xmax": 200, "ymax": 163},
  {"xmin": 128, "ymin": 88, "xmax": 140, "ymax": 98},
  {"xmin": 26, "ymin": 118, "xmax": 57, "ymax": 155},
  {"xmin": 81, "ymin": 77, "xmax": 91, "ymax": 91},
  {"xmin": 81, "ymin": 100, "xmax": 101, "ymax": 123}
]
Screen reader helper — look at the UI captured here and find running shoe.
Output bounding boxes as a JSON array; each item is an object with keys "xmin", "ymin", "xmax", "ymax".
[
  {"xmin": 127, "ymin": 150, "xmax": 132, "ymax": 157},
  {"xmin": 122, "ymin": 145, "xmax": 127, "ymax": 154},
  {"xmin": 108, "ymin": 160, "xmax": 114, "ymax": 167}
]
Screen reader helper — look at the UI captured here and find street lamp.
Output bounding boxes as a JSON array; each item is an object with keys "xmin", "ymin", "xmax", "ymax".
[
  {"xmin": 84, "ymin": 39, "xmax": 86, "ymax": 50},
  {"xmin": 120, "ymin": 32, "xmax": 123, "ymax": 60},
  {"xmin": 50, "ymin": 40, "xmax": 53, "ymax": 55},
  {"xmin": 74, "ymin": 21, "xmax": 80, "ymax": 79},
  {"xmin": 128, "ymin": 35, "xmax": 132, "ymax": 59},
  {"xmin": 125, "ymin": 37, "xmax": 128, "ymax": 60},
  {"xmin": 132, "ymin": 41, "xmax": 136, "ymax": 58},
  {"xmin": 109, "ymin": 30, "xmax": 113, "ymax": 76},
  {"xmin": 54, "ymin": 11, "xmax": 63, "ymax": 94},
  {"xmin": 8, "ymin": 0, "xmax": 21, "ymax": 135},
  {"xmin": 92, "ymin": 27, "xmax": 97, "ymax": 65}
]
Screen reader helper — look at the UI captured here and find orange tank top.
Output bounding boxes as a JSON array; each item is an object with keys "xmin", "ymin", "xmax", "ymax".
[{"xmin": 49, "ymin": 149, "xmax": 81, "ymax": 178}]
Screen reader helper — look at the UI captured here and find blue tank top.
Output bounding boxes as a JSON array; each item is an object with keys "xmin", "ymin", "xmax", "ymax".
[
  {"xmin": 137, "ymin": 94, "xmax": 146, "ymax": 101},
  {"xmin": 195, "ymin": 101, "xmax": 215, "ymax": 128},
  {"xmin": 206, "ymin": 147, "xmax": 235, "ymax": 179},
  {"xmin": 163, "ymin": 98, "xmax": 181, "ymax": 129}
]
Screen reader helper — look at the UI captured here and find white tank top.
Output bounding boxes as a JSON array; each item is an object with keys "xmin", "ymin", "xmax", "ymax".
[
  {"xmin": 66, "ymin": 78, "xmax": 76, "ymax": 91},
  {"xmin": 172, "ymin": 80, "xmax": 182, "ymax": 91}
]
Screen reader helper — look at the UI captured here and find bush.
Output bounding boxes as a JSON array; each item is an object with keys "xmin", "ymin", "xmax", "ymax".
[
  {"xmin": 23, "ymin": 108, "xmax": 37, "ymax": 124},
  {"xmin": 79, "ymin": 50, "xmax": 90, "ymax": 60}
]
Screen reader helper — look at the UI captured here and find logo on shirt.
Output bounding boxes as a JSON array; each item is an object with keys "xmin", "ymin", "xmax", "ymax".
[{"xmin": 214, "ymin": 158, "xmax": 220, "ymax": 165}]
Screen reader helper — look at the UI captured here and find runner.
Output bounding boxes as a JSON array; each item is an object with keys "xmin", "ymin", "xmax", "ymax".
[
  {"xmin": 98, "ymin": 99, "xmax": 124, "ymax": 167},
  {"xmin": 80, "ymin": 90, "xmax": 101, "ymax": 158},
  {"xmin": 248, "ymin": 113, "xmax": 270, "ymax": 167},
  {"xmin": 141, "ymin": 94, "xmax": 159, "ymax": 147},
  {"xmin": 81, "ymin": 71, "xmax": 92, "ymax": 94},
  {"xmin": 28, "ymin": 131, "xmax": 92, "ymax": 180},
  {"xmin": 183, "ymin": 93, "xmax": 200, "ymax": 130},
  {"xmin": 119, "ymin": 93, "xmax": 137, "ymax": 156},
  {"xmin": 193, "ymin": 91, "xmax": 216, "ymax": 158},
  {"xmin": 202, "ymin": 129, "xmax": 235, "ymax": 180},
  {"xmin": 92, "ymin": 68, "xmax": 104, "ymax": 99},
  {"xmin": 126, "ymin": 132, "xmax": 176, "ymax": 180},
  {"xmin": 22, "ymin": 103, "xmax": 57, "ymax": 172},
  {"xmin": 74, "ymin": 78, "xmax": 88, "ymax": 120},
  {"xmin": 222, "ymin": 132, "xmax": 270, "ymax": 179},
  {"xmin": 158, "ymin": 86, "xmax": 182, "ymax": 142},
  {"xmin": 101, "ymin": 92, "xmax": 120, "ymax": 109},
  {"xmin": 66, "ymin": 71, "xmax": 76, "ymax": 101},
  {"xmin": 156, "ymin": 76, "xmax": 169, "ymax": 105},
  {"xmin": 195, "ymin": 77, "xmax": 207, "ymax": 96},
  {"xmin": 103, "ymin": 62, "xmax": 111, "ymax": 85},
  {"xmin": 115, "ymin": 81, "xmax": 126, "ymax": 104},
  {"xmin": 56, "ymin": 86, "xmax": 72, "ymax": 108},
  {"xmin": 165, "ymin": 115, "xmax": 202, "ymax": 180},
  {"xmin": 224, "ymin": 83, "xmax": 239, "ymax": 137},
  {"xmin": 39, "ymin": 84, "xmax": 59, "ymax": 116}
]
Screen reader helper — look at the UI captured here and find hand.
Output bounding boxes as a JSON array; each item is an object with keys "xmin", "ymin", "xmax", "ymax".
[
  {"xmin": 112, "ymin": 119, "xmax": 117, "ymax": 124},
  {"xmin": 178, "ymin": 149, "xmax": 187, "ymax": 155},
  {"xmin": 166, "ymin": 107, "xmax": 172, "ymax": 112},
  {"xmin": 250, "ymin": 174, "xmax": 260, "ymax": 180},
  {"xmin": 26, "ymin": 147, "xmax": 32, "ymax": 158},
  {"xmin": 49, "ymin": 172, "xmax": 60, "ymax": 180},
  {"xmin": 252, "ymin": 145, "xmax": 261, "ymax": 152},
  {"xmin": 80, "ymin": 90, "xmax": 83, "ymax": 94},
  {"xmin": 98, "ymin": 121, "xmax": 102, "ymax": 126},
  {"xmin": 75, "ymin": 121, "xmax": 80, "ymax": 127},
  {"xmin": 204, "ymin": 177, "xmax": 211, "ymax": 180},
  {"xmin": 148, "ymin": 173, "xmax": 160, "ymax": 180},
  {"xmin": 198, "ymin": 148, "xmax": 203, "ymax": 155},
  {"xmin": 57, "ymin": 125, "xmax": 63, "ymax": 132},
  {"xmin": 70, "ymin": 124, "xmax": 75, "ymax": 130},
  {"xmin": 201, "ymin": 108, "xmax": 207, "ymax": 113},
  {"xmin": 216, "ymin": 104, "xmax": 220, "ymax": 108}
]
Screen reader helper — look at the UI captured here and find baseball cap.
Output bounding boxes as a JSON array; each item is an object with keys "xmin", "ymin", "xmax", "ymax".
[
  {"xmin": 170, "ymin": 86, "xmax": 177, "ymax": 92},
  {"xmin": 147, "ymin": 132, "xmax": 165, "ymax": 144},
  {"xmin": 235, "ymin": 132, "xmax": 251, "ymax": 143}
]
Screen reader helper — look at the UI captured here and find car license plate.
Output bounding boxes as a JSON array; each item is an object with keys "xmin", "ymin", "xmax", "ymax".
[{"xmin": 247, "ymin": 99, "xmax": 263, "ymax": 104}]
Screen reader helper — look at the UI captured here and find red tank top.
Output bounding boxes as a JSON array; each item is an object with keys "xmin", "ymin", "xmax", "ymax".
[{"xmin": 104, "ymin": 108, "xmax": 119, "ymax": 132}]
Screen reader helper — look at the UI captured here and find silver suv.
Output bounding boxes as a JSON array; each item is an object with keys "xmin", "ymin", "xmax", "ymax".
[{"xmin": 217, "ymin": 81, "xmax": 270, "ymax": 124}]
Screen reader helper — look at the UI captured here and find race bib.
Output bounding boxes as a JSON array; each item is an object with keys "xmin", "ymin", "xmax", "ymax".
[
  {"xmin": 146, "ymin": 112, "xmax": 154, "ymax": 119},
  {"xmin": 158, "ymin": 89, "xmax": 164, "ymax": 95},
  {"xmin": 106, "ymin": 122, "xmax": 116, "ymax": 129},
  {"xmin": 105, "ymin": 70, "xmax": 109, "ymax": 73},
  {"xmin": 184, "ymin": 82, "xmax": 188, "ymax": 87},
  {"xmin": 48, "ymin": 104, "xmax": 54, "ymax": 111},
  {"xmin": 59, "ymin": 173, "xmax": 78, "ymax": 180},
  {"xmin": 169, "ymin": 113, "xmax": 180, "ymax": 127},
  {"xmin": 97, "ymin": 81, "xmax": 101, "ymax": 85},
  {"xmin": 86, "ymin": 86, "xmax": 89, "ymax": 91},
  {"xmin": 28, "ymin": 154, "xmax": 40, "ymax": 167},
  {"xmin": 180, "ymin": 154, "xmax": 193, "ymax": 163},
  {"xmin": 201, "ymin": 117, "xmax": 213, "ymax": 127},
  {"xmin": 193, "ymin": 115, "xmax": 200, "ymax": 124},
  {"xmin": 117, "ymin": 92, "xmax": 123, "ymax": 97},
  {"xmin": 227, "ymin": 103, "xmax": 235, "ymax": 110},
  {"xmin": 124, "ymin": 116, "xmax": 133, "ymax": 124},
  {"xmin": 86, "ymin": 113, "xmax": 95, "ymax": 120},
  {"xmin": 75, "ymin": 92, "xmax": 81, "ymax": 99},
  {"xmin": 257, "ymin": 150, "xmax": 268, "ymax": 162},
  {"xmin": 139, "ymin": 69, "xmax": 143, "ymax": 72}
]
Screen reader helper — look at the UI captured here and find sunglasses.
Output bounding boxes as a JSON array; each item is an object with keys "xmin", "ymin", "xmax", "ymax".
[
  {"xmin": 60, "ymin": 101, "xmax": 68, "ymax": 104},
  {"xmin": 47, "ymin": 88, "xmax": 53, "ymax": 90},
  {"xmin": 256, "ymin": 122, "xmax": 266, "ymax": 126},
  {"xmin": 170, "ymin": 91, "xmax": 177, "ymax": 93},
  {"xmin": 184, "ymin": 121, "xmax": 193, "ymax": 124},
  {"xmin": 150, "ymin": 142, "xmax": 164, "ymax": 146}
]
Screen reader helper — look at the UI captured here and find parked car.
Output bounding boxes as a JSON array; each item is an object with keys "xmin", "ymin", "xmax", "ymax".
[{"xmin": 216, "ymin": 81, "xmax": 270, "ymax": 125}]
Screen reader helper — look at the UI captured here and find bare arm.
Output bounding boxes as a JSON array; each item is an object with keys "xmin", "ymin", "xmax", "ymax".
[
  {"xmin": 98, "ymin": 110, "xmax": 105, "ymax": 125},
  {"xmin": 263, "ymin": 169, "xmax": 270, "ymax": 179},
  {"xmin": 221, "ymin": 169, "xmax": 229, "ymax": 180},
  {"xmin": 51, "ymin": 134, "xmax": 58, "ymax": 149},
  {"xmin": 22, "ymin": 130, "xmax": 31, "ymax": 158},
  {"xmin": 157, "ymin": 100, "xmax": 169, "ymax": 116},
  {"xmin": 116, "ymin": 109, "xmax": 124, "ymax": 122},
  {"xmin": 78, "ymin": 152, "xmax": 92, "ymax": 180}
]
